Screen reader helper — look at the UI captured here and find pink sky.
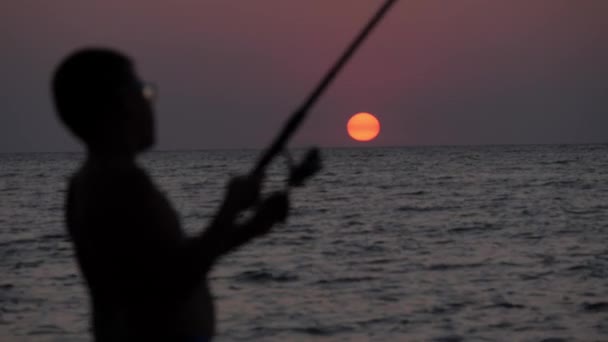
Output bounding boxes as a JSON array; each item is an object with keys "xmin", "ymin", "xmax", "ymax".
[{"xmin": 1, "ymin": 0, "xmax": 607, "ymax": 152}]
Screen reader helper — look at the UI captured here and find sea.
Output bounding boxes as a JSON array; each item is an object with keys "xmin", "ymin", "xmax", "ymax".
[{"xmin": 1, "ymin": 144, "xmax": 607, "ymax": 341}]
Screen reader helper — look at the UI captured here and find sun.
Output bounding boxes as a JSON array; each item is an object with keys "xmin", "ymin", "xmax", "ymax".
[{"xmin": 347, "ymin": 112, "xmax": 380, "ymax": 142}]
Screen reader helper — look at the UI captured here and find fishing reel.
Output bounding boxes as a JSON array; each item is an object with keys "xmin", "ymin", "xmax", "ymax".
[{"xmin": 284, "ymin": 147, "xmax": 322, "ymax": 188}]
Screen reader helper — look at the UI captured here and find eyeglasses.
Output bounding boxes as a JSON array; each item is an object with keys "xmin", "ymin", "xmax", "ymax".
[{"xmin": 141, "ymin": 81, "xmax": 157, "ymax": 102}]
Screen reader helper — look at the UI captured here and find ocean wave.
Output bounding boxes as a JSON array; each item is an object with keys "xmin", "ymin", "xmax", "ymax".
[
  {"xmin": 426, "ymin": 262, "xmax": 485, "ymax": 271},
  {"xmin": 482, "ymin": 301, "xmax": 526, "ymax": 309},
  {"xmin": 396, "ymin": 205, "xmax": 456, "ymax": 212},
  {"xmin": 447, "ymin": 223, "xmax": 499, "ymax": 234},
  {"xmin": 233, "ymin": 269, "xmax": 299, "ymax": 283},
  {"xmin": 582, "ymin": 302, "xmax": 608, "ymax": 313},
  {"xmin": 313, "ymin": 275, "xmax": 378, "ymax": 285},
  {"xmin": 539, "ymin": 159, "xmax": 577, "ymax": 165}
]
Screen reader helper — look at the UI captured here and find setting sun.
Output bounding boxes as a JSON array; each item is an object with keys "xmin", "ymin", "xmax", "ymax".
[{"xmin": 347, "ymin": 112, "xmax": 380, "ymax": 142}]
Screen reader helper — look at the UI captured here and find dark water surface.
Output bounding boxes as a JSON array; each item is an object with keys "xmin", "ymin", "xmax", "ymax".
[{"xmin": 1, "ymin": 145, "xmax": 607, "ymax": 341}]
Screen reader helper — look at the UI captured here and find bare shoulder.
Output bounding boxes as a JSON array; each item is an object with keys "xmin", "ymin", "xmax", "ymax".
[
  {"xmin": 69, "ymin": 161, "xmax": 152, "ymax": 209},
  {"xmin": 67, "ymin": 160, "xmax": 182, "ymax": 241}
]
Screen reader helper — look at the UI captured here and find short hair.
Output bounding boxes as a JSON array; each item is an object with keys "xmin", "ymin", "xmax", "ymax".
[{"xmin": 52, "ymin": 48, "xmax": 133, "ymax": 142}]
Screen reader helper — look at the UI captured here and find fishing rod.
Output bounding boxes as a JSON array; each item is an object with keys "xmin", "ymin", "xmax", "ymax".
[{"xmin": 252, "ymin": 0, "xmax": 398, "ymax": 185}]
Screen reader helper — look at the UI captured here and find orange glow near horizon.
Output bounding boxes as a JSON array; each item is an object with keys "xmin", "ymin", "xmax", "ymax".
[{"xmin": 347, "ymin": 112, "xmax": 380, "ymax": 142}]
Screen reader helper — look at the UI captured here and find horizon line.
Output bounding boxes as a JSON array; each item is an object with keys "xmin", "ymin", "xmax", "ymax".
[{"xmin": 1, "ymin": 140, "xmax": 607, "ymax": 155}]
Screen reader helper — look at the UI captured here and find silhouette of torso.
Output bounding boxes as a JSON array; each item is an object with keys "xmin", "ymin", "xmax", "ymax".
[{"xmin": 66, "ymin": 157, "xmax": 214, "ymax": 340}]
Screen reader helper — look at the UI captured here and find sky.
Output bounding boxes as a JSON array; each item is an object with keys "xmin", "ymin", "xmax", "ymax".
[{"xmin": 1, "ymin": 0, "xmax": 607, "ymax": 153}]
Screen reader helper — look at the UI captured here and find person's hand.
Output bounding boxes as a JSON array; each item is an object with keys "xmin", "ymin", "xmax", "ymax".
[
  {"xmin": 212, "ymin": 190, "xmax": 289, "ymax": 254},
  {"xmin": 258, "ymin": 191, "xmax": 289, "ymax": 223},
  {"xmin": 222, "ymin": 172, "xmax": 264, "ymax": 215},
  {"xmin": 249, "ymin": 191, "xmax": 289, "ymax": 237}
]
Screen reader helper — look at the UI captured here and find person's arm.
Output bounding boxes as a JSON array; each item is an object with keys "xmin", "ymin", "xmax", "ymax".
[
  {"xmin": 183, "ymin": 175, "xmax": 289, "ymax": 270},
  {"xmin": 99, "ymin": 170, "xmax": 286, "ymax": 300},
  {"xmin": 194, "ymin": 191, "xmax": 289, "ymax": 263}
]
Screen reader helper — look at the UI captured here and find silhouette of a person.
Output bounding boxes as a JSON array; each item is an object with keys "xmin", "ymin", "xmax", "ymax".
[{"xmin": 52, "ymin": 48, "xmax": 288, "ymax": 341}]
